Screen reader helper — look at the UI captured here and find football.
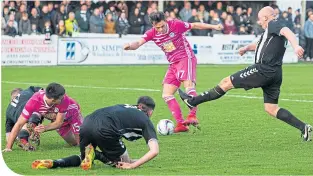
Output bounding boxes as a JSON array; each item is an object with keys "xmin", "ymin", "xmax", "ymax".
[{"xmin": 157, "ymin": 119, "xmax": 175, "ymax": 135}]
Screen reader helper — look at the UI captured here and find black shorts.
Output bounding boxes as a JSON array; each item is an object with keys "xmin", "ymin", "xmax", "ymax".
[
  {"xmin": 79, "ymin": 116, "xmax": 126, "ymax": 163},
  {"xmin": 230, "ymin": 64, "xmax": 282, "ymax": 104}
]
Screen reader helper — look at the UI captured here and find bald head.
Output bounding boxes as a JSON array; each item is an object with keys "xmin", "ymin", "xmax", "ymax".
[
  {"xmin": 257, "ymin": 6, "xmax": 276, "ymax": 29},
  {"xmin": 258, "ymin": 6, "xmax": 275, "ymax": 19}
]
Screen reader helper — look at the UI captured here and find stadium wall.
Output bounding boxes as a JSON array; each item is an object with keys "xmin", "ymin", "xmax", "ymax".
[{"xmin": 1, "ymin": 34, "xmax": 298, "ymax": 66}]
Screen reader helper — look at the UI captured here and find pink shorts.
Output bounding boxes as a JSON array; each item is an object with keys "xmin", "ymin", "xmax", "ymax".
[
  {"xmin": 163, "ymin": 57, "xmax": 197, "ymax": 87},
  {"xmin": 57, "ymin": 104, "xmax": 83, "ymax": 137}
]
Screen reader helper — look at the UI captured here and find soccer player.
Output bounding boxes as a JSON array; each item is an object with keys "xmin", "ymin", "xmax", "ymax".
[
  {"xmin": 5, "ymin": 86, "xmax": 42, "ymax": 142},
  {"xmin": 123, "ymin": 11, "xmax": 223, "ymax": 133},
  {"xmin": 3, "ymin": 83, "xmax": 83, "ymax": 152},
  {"xmin": 31, "ymin": 96, "xmax": 158, "ymax": 170},
  {"xmin": 178, "ymin": 6, "xmax": 312, "ymax": 141}
]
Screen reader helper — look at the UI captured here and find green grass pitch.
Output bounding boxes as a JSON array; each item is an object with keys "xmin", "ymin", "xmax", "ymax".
[{"xmin": 1, "ymin": 64, "xmax": 313, "ymax": 175}]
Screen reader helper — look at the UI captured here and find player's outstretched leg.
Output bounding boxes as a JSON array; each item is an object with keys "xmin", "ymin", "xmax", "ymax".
[
  {"xmin": 32, "ymin": 155, "xmax": 82, "ymax": 169},
  {"xmin": 81, "ymin": 144, "xmax": 95, "ymax": 170},
  {"xmin": 266, "ymin": 104, "xmax": 312, "ymax": 141},
  {"xmin": 179, "ymin": 77, "xmax": 233, "ymax": 109},
  {"xmin": 184, "ymin": 87, "xmax": 199, "ymax": 126}
]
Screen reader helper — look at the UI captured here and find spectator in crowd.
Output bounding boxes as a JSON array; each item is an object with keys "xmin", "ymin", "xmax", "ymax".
[
  {"xmin": 168, "ymin": 10, "xmax": 179, "ymax": 21},
  {"xmin": 48, "ymin": 2, "xmax": 57, "ymax": 29},
  {"xmin": 18, "ymin": 12, "xmax": 31, "ymax": 35},
  {"xmin": 304, "ymin": 13, "xmax": 313, "ymax": 61},
  {"xmin": 30, "ymin": 24, "xmax": 40, "ymax": 35},
  {"xmin": 116, "ymin": 1, "xmax": 128, "ymax": 19},
  {"xmin": 143, "ymin": 7, "xmax": 153, "ymax": 32},
  {"xmin": 104, "ymin": 13, "xmax": 116, "ymax": 34},
  {"xmin": 223, "ymin": 14, "xmax": 237, "ymax": 34},
  {"xmin": 2, "ymin": 17, "xmax": 7, "ymax": 35},
  {"xmin": 89, "ymin": 8, "xmax": 104, "ymax": 33},
  {"xmin": 129, "ymin": 8, "xmax": 144, "ymax": 34},
  {"xmin": 15, "ymin": 3, "xmax": 26, "ymax": 23},
  {"xmin": 281, "ymin": 11, "xmax": 294, "ymax": 31},
  {"xmin": 233, "ymin": 7, "xmax": 245, "ymax": 29},
  {"xmin": 99, "ymin": 6, "xmax": 105, "ymax": 19},
  {"xmin": 7, "ymin": 14, "xmax": 18, "ymax": 33},
  {"xmin": 3, "ymin": 6, "xmax": 10, "ymax": 22},
  {"xmin": 210, "ymin": 10, "xmax": 222, "ymax": 35},
  {"xmin": 29, "ymin": 8, "xmax": 40, "ymax": 30},
  {"xmin": 39, "ymin": 5, "xmax": 51, "ymax": 32},
  {"xmin": 55, "ymin": 20, "xmax": 66, "ymax": 36},
  {"xmin": 216, "ymin": 1, "xmax": 223, "ymax": 17},
  {"xmin": 209, "ymin": 9, "xmax": 215, "ymax": 19},
  {"xmin": 43, "ymin": 20, "xmax": 52, "ymax": 41},
  {"xmin": 193, "ymin": 0, "xmax": 201, "ymax": 10},
  {"xmin": 105, "ymin": 4, "xmax": 118, "ymax": 21},
  {"xmin": 188, "ymin": 13, "xmax": 209, "ymax": 36},
  {"xmin": 150, "ymin": 2, "xmax": 158, "ymax": 12},
  {"xmin": 179, "ymin": 2, "xmax": 192, "ymax": 22},
  {"xmin": 65, "ymin": 12, "xmax": 79, "ymax": 36},
  {"xmin": 63, "ymin": 0, "xmax": 74, "ymax": 15},
  {"xmin": 53, "ymin": 4, "xmax": 67, "ymax": 30},
  {"xmin": 5, "ymin": 20, "xmax": 17, "ymax": 37},
  {"xmin": 9, "ymin": 1, "xmax": 16, "ymax": 11},
  {"xmin": 220, "ymin": 11, "xmax": 227, "ymax": 23},
  {"xmin": 132, "ymin": 2, "xmax": 145, "ymax": 17},
  {"xmin": 198, "ymin": 4, "xmax": 209, "ymax": 22},
  {"xmin": 190, "ymin": 8, "xmax": 198, "ymax": 20},
  {"xmin": 274, "ymin": 7, "xmax": 281, "ymax": 19},
  {"xmin": 294, "ymin": 9, "xmax": 301, "ymax": 25},
  {"xmin": 165, "ymin": 1, "xmax": 177, "ymax": 13},
  {"xmin": 75, "ymin": 3, "xmax": 90, "ymax": 33},
  {"xmin": 245, "ymin": 7, "xmax": 254, "ymax": 34},
  {"xmin": 226, "ymin": 5, "xmax": 235, "ymax": 17},
  {"xmin": 33, "ymin": 0, "xmax": 41, "ymax": 17},
  {"xmin": 287, "ymin": 7, "xmax": 293, "ymax": 22},
  {"xmin": 116, "ymin": 11, "xmax": 130, "ymax": 36},
  {"xmin": 238, "ymin": 24, "xmax": 248, "ymax": 35}
]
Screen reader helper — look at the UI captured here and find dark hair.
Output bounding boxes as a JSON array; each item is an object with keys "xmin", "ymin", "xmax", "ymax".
[
  {"xmin": 11, "ymin": 88, "xmax": 23, "ymax": 96},
  {"xmin": 149, "ymin": 11, "xmax": 165, "ymax": 24},
  {"xmin": 45, "ymin": 83, "xmax": 65, "ymax": 99},
  {"xmin": 137, "ymin": 96, "xmax": 155, "ymax": 110}
]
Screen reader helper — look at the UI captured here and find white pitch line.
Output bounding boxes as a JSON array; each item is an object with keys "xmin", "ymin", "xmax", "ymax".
[
  {"xmin": 1, "ymin": 81, "xmax": 161, "ymax": 92},
  {"xmin": 2, "ymin": 81, "xmax": 313, "ymax": 103}
]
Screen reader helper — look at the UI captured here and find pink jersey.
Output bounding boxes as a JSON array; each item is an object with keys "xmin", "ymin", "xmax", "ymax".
[
  {"xmin": 22, "ymin": 90, "xmax": 71, "ymax": 120},
  {"xmin": 142, "ymin": 20, "xmax": 195, "ymax": 64}
]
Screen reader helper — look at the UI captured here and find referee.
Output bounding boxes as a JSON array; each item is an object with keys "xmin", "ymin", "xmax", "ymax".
[{"xmin": 178, "ymin": 6, "xmax": 312, "ymax": 141}]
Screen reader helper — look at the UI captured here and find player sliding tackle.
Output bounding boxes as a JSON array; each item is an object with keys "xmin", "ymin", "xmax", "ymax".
[
  {"xmin": 124, "ymin": 11, "xmax": 223, "ymax": 133},
  {"xmin": 32, "ymin": 96, "xmax": 158, "ymax": 170},
  {"xmin": 178, "ymin": 6, "xmax": 312, "ymax": 141}
]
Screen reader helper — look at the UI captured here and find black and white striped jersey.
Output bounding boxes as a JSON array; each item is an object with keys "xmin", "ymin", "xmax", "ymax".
[
  {"xmin": 86, "ymin": 104, "xmax": 157, "ymax": 143},
  {"xmin": 255, "ymin": 20, "xmax": 287, "ymax": 67}
]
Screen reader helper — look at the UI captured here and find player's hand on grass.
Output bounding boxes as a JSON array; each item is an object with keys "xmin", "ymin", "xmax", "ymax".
[
  {"xmin": 116, "ymin": 162, "xmax": 134, "ymax": 169},
  {"xmin": 215, "ymin": 24, "xmax": 223, "ymax": 30},
  {"xmin": 34, "ymin": 124, "xmax": 46, "ymax": 133},
  {"xmin": 123, "ymin": 43, "xmax": 131, "ymax": 50},
  {"xmin": 2, "ymin": 148, "xmax": 12, "ymax": 152},
  {"xmin": 238, "ymin": 46, "xmax": 248, "ymax": 56},
  {"xmin": 294, "ymin": 45, "xmax": 304, "ymax": 59}
]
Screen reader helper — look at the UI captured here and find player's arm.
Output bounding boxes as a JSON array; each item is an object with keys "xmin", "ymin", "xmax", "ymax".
[
  {"xmin": 117, "ymin": 139, "xmax": 159, "ymax": 169},
  {"xmin": 238, "ymin": 42, "xmax": 257, "ymax": 56},
  {"xmin": 35, "ymin": 112, "xmax": 65, "ymax": 132},
  {"xmin": 279, "ymin": 27, "xmax": 304, "ymax": 58},
  {"xmin": 190, "ymin": 23, "xmax": 223, "ymax": 31},
  {"xmin": 4, "ymin": 115, "xmax": 28, "ymax": 151},
  {"xmin": 123, "ymin": 38, "xmax": 147, "ymax": 50}
]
